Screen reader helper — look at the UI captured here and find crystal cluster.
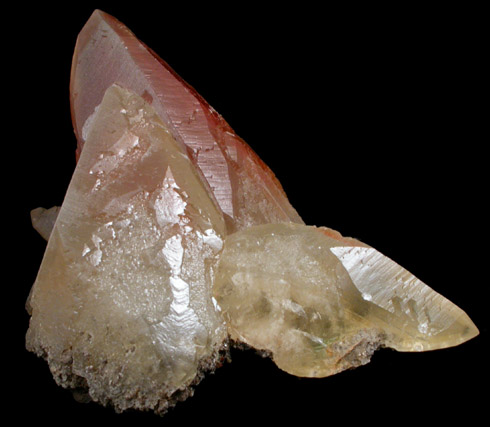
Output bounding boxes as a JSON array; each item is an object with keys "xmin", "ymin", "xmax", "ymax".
[{"xmin": 26, "ymin": 9, "xmax": 478, "ymax": 415}]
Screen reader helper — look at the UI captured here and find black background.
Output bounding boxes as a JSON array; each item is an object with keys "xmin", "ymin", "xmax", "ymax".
[{"xmin": 8, "ymin": 2, "xmax": 486, "ymax": 425}]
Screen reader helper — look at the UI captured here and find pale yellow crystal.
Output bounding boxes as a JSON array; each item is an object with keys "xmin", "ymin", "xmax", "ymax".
[
  {"xmin": 213, "ymin": 223, "xmax": 479, "ymax": 377},
  {"xmin": 26, "ymin": 85, "xmax": 227, "ymax": 413}
]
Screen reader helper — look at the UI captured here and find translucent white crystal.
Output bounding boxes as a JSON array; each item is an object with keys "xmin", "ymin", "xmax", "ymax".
[{"xmin": 26, "ymin": 85, "xmax": 227, "ymax": 413}]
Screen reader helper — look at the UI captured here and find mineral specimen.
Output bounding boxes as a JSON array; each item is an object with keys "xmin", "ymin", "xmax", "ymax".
[{"xmin": 26, "ymin": 9, "xmax": 478, "ymax": 416}]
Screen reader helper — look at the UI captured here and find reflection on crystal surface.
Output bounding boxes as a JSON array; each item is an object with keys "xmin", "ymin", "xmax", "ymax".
[
  {"xmin": 153, "ymin": 170, "xmax": 187, "ymax": 227},
  {"xmin": 330, "ymin": 245, "xmax": 478, "ymax": 351}
]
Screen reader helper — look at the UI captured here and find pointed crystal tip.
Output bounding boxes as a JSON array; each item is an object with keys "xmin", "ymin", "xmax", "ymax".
[{"xmin": 330, "ymin": 245, "xmax": 479, "ymax": 351}]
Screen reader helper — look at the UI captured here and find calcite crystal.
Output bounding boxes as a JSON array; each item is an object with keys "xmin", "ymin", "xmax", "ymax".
[
  {"xmin": 26, "ymin": 9, "xmax": 478, "ymax": 416},
  {"xmin": 27, "ymin": 85, "xmax": 228, "ymax": 413},
  {"xmin": 213, "ymin": 223, "xmax": 479, "ymax": 377}
]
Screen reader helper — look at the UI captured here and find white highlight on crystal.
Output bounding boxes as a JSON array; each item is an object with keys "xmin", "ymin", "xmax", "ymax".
[
  {"xmin": 112, "ymin": 132, "xmax": 139, "ymax": 157},
  {"xmin": 212, "ymin": 297, "xmax": 221, "ymax": 312},
  {"xmin": 282, "ymin": 299, "xmax": 307, "ymax": 317},
  {"xmin": 161, "ymin": 235, "xmax": 194, "ymax": 316},
  {"xmin": 82, "ymin": 104, "xmax": 100, "ymax": 142},
  {"xmin": 162, "ymin": 235, "xmax": 184, "ymax": 275},
  {"xmin": 84, "ymin": 234, "xmax": 103, "ymax": 266},
  {"xmin": 89, "ymin": 131, "xmax": 140, "ymax": 176},
  {"xmin": 153, "ymin": 168, "xmax": 187, "ymax": 227},
  {"xmin": 329, "ymin": 246, "xmax": 460, "ymax": 336},
  {"xmin": 202, "ymin": 228, "xmax": 223, "ymax": 251},
  {"xmin": 169, "ymin": 276, "xmax": 190, "ymax": 315}
]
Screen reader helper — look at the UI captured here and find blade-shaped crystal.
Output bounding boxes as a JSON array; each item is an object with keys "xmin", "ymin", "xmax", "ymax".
[{"xmin": 26, "ymin": 85, "xmax": 227, "ymax": 413}]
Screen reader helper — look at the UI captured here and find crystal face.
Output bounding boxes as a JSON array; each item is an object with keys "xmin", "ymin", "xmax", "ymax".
[
  {"xmin": 26, "ymin": 9, "xmax": 478, "ymax": 417},
  {"xmin": 213, "ymin": 223, "xmax": 478, "ymax": 377}
]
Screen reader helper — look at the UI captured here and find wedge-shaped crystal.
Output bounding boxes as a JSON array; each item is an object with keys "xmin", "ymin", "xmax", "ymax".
[
  {"xmin": 213, "ymin": 223, "xmax": 479, "ymax": 377},
  {"xmin": 26, "ymin": 85, "xmax": 227, "ymax": 413},
  {"xmin": 70, "ymin": 10, "xmax": 302, "ymax": 230}
]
